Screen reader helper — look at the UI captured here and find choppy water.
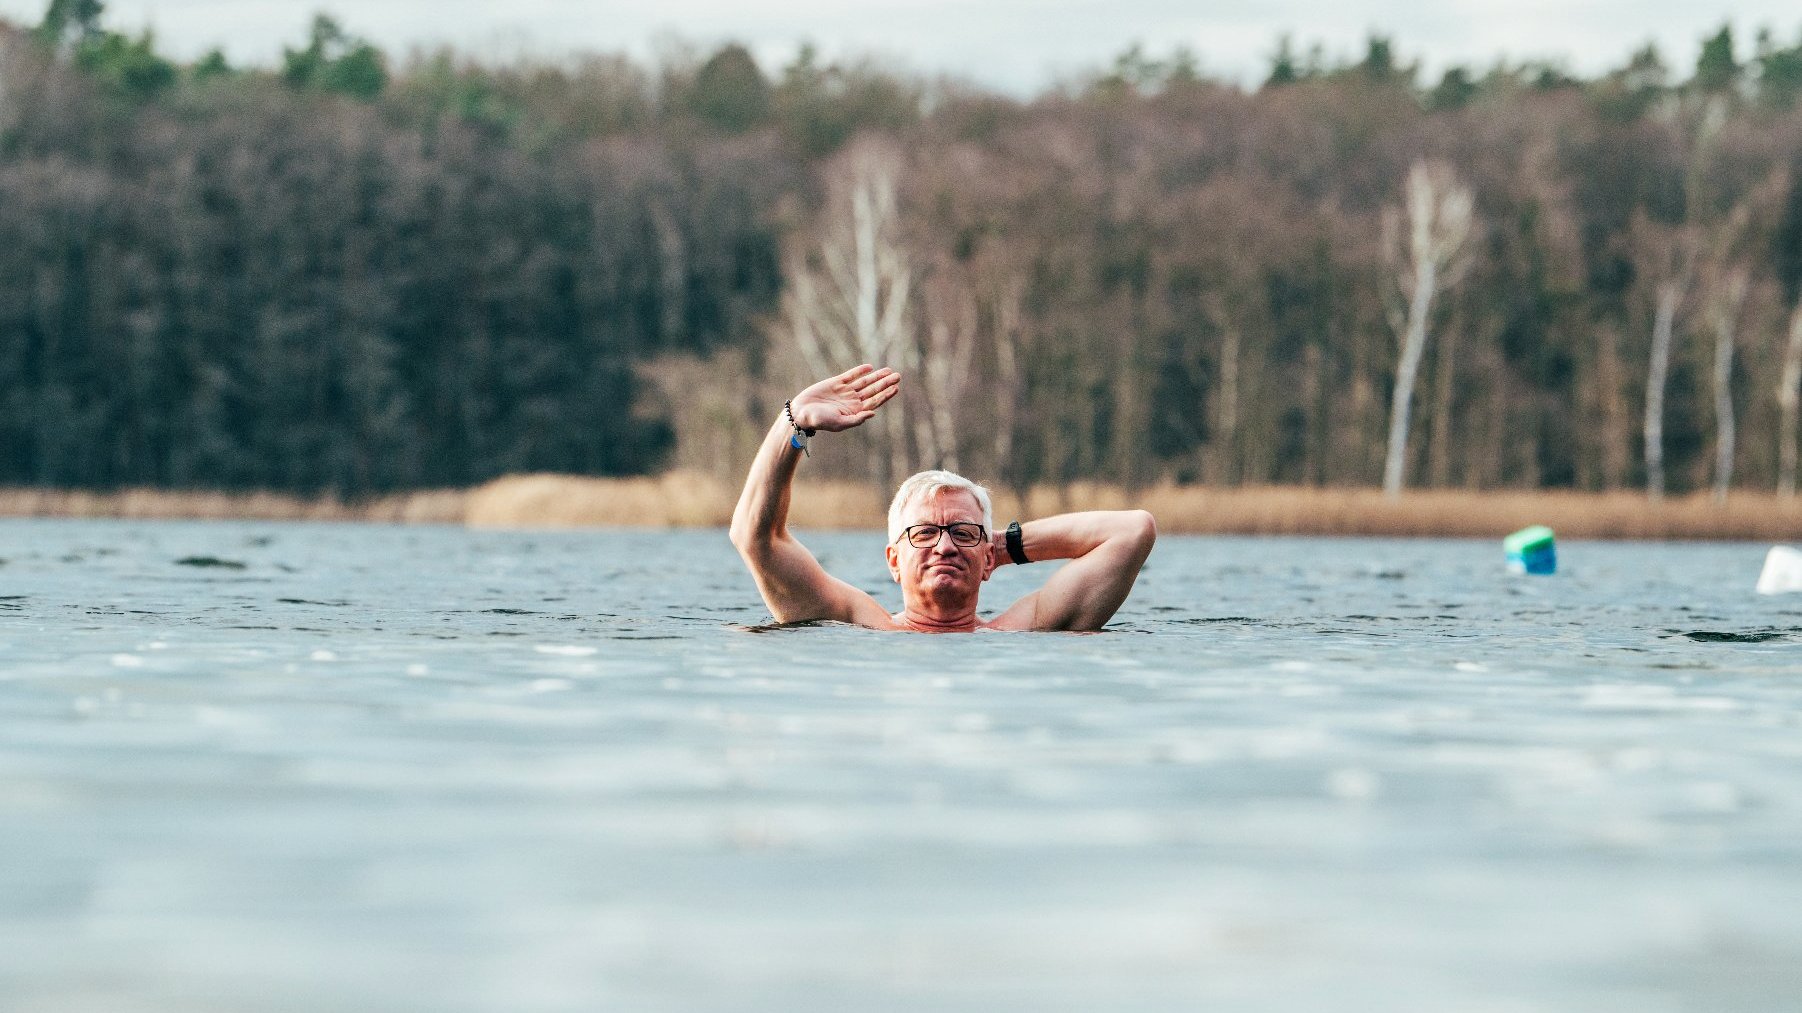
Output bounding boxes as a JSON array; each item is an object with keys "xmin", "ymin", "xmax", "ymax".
[{"xmin": 3, "ymin": 519, "xmax": 1801, "ymax": 1012}]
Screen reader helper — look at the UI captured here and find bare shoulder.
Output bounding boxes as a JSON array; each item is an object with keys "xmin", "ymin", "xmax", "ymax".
[
  {"xmin": 828, "ymin": 581, "xmax": 899, "ymax": 628},
  {"xmin": 980, "ymin": 592, "xmax": 1041, "ymax": 632}
]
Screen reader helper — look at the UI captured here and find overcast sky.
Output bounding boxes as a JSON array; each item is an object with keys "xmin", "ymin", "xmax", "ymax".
[{"xmin": 0, "ymin": 0, "xmax": 1795, "ymax": 92}]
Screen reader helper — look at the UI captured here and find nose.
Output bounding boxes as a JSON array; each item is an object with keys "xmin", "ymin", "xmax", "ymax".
[{"xmin": 927, "ymin": 529, "xmax": 962, "ymax": 553}]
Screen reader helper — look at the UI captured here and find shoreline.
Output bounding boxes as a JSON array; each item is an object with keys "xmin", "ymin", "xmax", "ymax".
[{"xmin": 2, "ymin": 473, "xmax": 1799, "ymax": 541}]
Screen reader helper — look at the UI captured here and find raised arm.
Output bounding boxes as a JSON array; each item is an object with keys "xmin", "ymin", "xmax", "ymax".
[
  {"xmin": 729, "ymin": 364, "xmax": 900, "ymax": 624},
  {"xmin": 987, "ymin": 510, "xmax": 1157, "ymax": 632}
]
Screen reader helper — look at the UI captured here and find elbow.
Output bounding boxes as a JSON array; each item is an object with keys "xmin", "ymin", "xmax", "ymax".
[
  {"xmin": 729, "ymin": 518, "xmax": 775, "ymax": 558},
  {"xmin": 728, "ymin": 520, "xmax": 758, "ymax": 554},
  {"xmin": 1127, "ymin": 509, "xmax": 1157, "ymax": 556},
  {"xmin": 728, "ymin": 510, "xmax": 754, "ymax": 550}
]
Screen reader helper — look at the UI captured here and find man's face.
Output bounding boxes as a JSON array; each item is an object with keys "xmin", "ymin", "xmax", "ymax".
[{"xmin": 885, "ymin": 488, "xmax": 994, "ymax": 605}]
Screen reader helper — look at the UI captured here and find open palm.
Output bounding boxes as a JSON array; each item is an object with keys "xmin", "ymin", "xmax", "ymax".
[{"xmin": 790, "ymin": 364, "xmax": 901, "ymax": 433}]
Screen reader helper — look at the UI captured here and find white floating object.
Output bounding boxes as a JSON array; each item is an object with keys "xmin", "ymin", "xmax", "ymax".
[{"xmin": 1756, "ymin": 546, "xmax": 1802, "ymax": 595}]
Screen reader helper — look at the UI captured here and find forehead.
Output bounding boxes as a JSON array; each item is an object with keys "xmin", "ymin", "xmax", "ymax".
[{"xmin": 900, "ymin": 487, "xmax": 982, "ymax": 524}]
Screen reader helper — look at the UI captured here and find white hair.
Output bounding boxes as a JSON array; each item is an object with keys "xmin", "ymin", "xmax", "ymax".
[{"xmin": 886, "ymin": 470, "xmax": 994, "ymax": 543}]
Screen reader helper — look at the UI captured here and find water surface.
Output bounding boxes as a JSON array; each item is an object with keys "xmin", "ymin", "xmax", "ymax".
[{"xmin": 3, "ymin": 520, "xmax": 1801, "ymax": 1011}]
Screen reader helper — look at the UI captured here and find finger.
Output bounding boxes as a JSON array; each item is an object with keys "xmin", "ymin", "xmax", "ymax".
[
  {"xmin": 864, "ymin": 383, "xmax": 900, "ymax": 409},
  {"xmin": 857, "ymin": 370, "xmax": 900, "ymax": 397},
  {"xmin": 850, "ymin": 364, "xmax": 892, "ymax": 387},
  {"xmin": 838, "ymin": 363, "xmax": 875, "ymax": 383},
  {"xmin": 860, "ymin": 383, "xmax": 899, "ymax": 410}
]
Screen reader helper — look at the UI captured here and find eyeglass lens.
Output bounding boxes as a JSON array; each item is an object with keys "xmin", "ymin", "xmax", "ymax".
[{"xmin": 907, "ymin": 523, "xmax": 983, "ymax": 548}]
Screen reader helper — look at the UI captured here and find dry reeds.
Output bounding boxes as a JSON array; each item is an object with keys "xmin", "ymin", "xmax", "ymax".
[
  {"xmin": 4, "ymin": 473, "xmax": 1799, "ymax": 540},
  {"xmin": 1121, "ymin": 485, "xmax": 1802, "ymax": 541},
  {"xmin": 0, "ymin": 487, "xmax": 467, "ymax": 524},
  {"xmin": 463, "ymin": 472, "xmax": 886, "ymax": 529},
  {"xmin": 465, "ymin": 473, "xmax": 1802, "ymax": 541}
]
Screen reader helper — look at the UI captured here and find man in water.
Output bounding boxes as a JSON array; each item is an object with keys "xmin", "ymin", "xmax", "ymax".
[{"xmin": 730, "ymin": 364, "xmax": 1156, "ymax": 632}]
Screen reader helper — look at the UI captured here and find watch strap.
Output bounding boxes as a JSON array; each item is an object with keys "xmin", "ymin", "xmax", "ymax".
[{"xmin": 1005, "ymin": 521, "xmax": 1029, "ymax": 565}]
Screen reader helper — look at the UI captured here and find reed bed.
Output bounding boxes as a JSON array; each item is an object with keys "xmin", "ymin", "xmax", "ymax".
[
  {"xmin": 463, "ymin": 473, "xmax": 882, "ymax": 529},
  {"xmin": 4, "ymin": 473, "xmax": 1799, "ymax": 540},
  {"xmin": 0, "ymin": 487, "xmax": 467, "ymax": 524},
  {"xmin": 464, "ymin": 473, "xmax": 1802, "ymax": 541},
  {"xmin": 1122, "ymin": 485, "xmax": 1802, "ymax": 541}
]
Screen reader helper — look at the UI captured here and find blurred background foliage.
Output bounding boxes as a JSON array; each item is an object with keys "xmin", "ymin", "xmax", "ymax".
[{"xmin": 5, "ymin": 2, "xmax": 1802, "ymax": 497}]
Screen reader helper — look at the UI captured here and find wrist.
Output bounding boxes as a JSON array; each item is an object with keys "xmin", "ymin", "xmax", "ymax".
[
  {"xmin": 783, "ymin": 399, "xmax": 815, "ymax": 456},
  {"xmin": 785, "ymin": 398, "xmax": 818, "ymax": 436},
  {"xmin": 1004, "ymin": 520, "xmax": 1030, "ymax": 565}
]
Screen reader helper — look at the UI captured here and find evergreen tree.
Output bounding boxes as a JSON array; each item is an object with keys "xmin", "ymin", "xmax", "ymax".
[
  {"xmin": 1429, "ymin": 66, "xmax": 1477, "ymax": 110},
  {"xmin": 690, "ymin": 43, "xmax": 770, "ymax": 133},
  {"xmin": 283, "ymin": 15, "xmax": 387, "ymax": 99},
  {"xmin": 1357, "ymin": 35, "xmax": 1414, "ymax": 86},
  {"xmin": 191, "ymin": 48, "xmax": 232, "ymax": 83},
  {"xmin": 34, "ymin": 0, "xmax": 104, "ymax": 51},
  {"xmin": 1265, "ymin": 34, "xmax": 1300, "ymax": 88},
  {"xmin": 75, "ymin": 30, "xmax": 176, "ymax": 98},
  {"xmin": 1755, "ymin": 27, "xmax": 1802, "ymax": 108},
  {"xmin": 1693, "ymin": 24, "xmax": 1739, "ymax": 93}
]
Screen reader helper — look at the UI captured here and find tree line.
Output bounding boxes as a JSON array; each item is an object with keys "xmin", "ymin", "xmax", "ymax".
[{"xmin": 5, "ymin": 2, "xmax": 1802, "ymax": 499}]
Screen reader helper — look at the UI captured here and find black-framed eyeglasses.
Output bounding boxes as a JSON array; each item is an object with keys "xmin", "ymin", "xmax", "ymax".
[{"xmin": 895, "ymin": 522, "xmax": 987, "ymax": 549}]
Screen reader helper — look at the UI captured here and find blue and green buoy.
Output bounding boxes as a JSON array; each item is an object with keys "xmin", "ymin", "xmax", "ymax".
[{"xmin": 1504, "ymin": 525, "xmax": 1556, "ymax": 575}]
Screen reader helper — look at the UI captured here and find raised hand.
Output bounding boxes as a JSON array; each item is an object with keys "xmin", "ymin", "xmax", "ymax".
[{"xmin": 789, "ymin": 364, "xmax": 901, "ymax": 433}]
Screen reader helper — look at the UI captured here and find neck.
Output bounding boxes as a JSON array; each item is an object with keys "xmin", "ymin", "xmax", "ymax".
[{"xmin": 898, "ymin": 594, "xmax": 980, "ymax": 633}]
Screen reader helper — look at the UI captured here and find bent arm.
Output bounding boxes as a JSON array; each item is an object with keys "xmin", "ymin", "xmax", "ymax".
[
  {"xmin": 989, "ymin": 510, "xmax": 1157, "ymax": 631},
  {"xmin": 728, "ymin": 365, "xmax": 899, "ymax": 624}
]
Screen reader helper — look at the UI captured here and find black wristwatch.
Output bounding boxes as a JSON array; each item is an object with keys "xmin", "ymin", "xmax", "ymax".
[{"xmin": 1005, "ymin": 521, "xmax": 1030, "ymax": 565}]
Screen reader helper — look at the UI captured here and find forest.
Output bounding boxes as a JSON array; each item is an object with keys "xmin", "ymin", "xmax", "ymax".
[{"xmin": 6, "ymin": 1, "xmax": 1802, "ymax": 500}]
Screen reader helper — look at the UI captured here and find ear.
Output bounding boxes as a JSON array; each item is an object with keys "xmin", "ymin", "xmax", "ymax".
[
  {"xmin": 980, "ymin": 542, "xmax": 996, "ymax": 581},
  {"xmin": 886, "ymin": 542, "xmax": 901, "ymax": 582}
]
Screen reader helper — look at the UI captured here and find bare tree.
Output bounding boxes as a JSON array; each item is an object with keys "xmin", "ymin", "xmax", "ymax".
[
  {"xmin": 1778, "ymin": 303, "xmax": 1802, "ymax": 498},
  {"xmin": 1706, "ymin": 266, "xmax": 1748, "ymax": 502},
  {"xmin": 909, "ymin": 226, "xmax": 1031, "ymax": 481},
  {"xmin": 990, "ymin": 271, "xmax": 1024, "ymax": 485},
  {"xmin": 1382, "ymin": 160, "xmax": 1473, "ymax": 498},
  {"xmin": 1202, "ymin": 291, "xmax": 1243, "ymax": 485},
  {"xmin": 1630, "ymin": 213, "xmax": 1700, "ymax": 502},
  {"xmin": 0, "ymin": 30, "xmax": 20, "ymax": 135},
  {"xmin": 914, "ymin": 264, "xmax": 977, "ymax": 471},
  {"xmin": 780, "ymin": 138, "xmax": 915, "ymax": 487},
  {"xmin": 1639, "ymin": 95, "xmax": 1731, "ymax": 501},
  {"xmin": 648, "ymin": 201, "xmax": 686, "ymax": 346}
]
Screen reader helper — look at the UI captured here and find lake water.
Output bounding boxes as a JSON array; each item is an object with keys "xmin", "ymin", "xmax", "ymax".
[{"xmin": 3, "ymin": 519, "xmax": 1801, "ymax": 1011}]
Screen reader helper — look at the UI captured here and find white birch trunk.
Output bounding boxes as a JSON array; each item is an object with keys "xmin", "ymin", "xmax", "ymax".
[
  {"xmin": 1708, "ymin": 269, "xmax": 1747, "ymax": 503},
  {"xmin": 1209, "ymin": 291, "xmax": 1240, "ymax": 485},
  {"xmin": 779, "ymin": 142, "xmax": 915, "ymax": 488},
  {"xmin": 1643, "ymin": 282, "xmax": 1682, "ymax": 502},
  {"xmin": 1779, "ymin": 303, "xmax": 1802, "ymax": 498},
  {"xmin": 1383, "ymin": 256, "xmax": 1437, "ymax": 496},
  {"xmin": 1383, "ymin": 161, "xmax": 1472, "ymax": 499},
  {"xmin": 991, "ymin": 274, "xmax": 1024, "ymax": 490}
]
